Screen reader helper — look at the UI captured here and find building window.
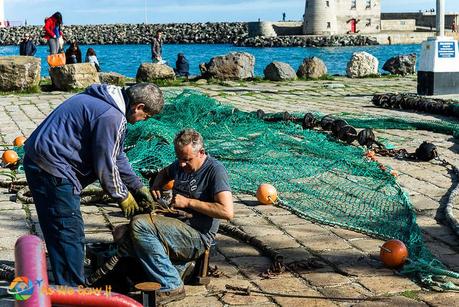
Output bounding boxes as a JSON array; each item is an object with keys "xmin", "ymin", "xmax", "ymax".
[
  {"xmin": 326, "ymin": 1, "xmax": 329, "ymax": 7},
  {"xmin": 366, "ymin": 0, "xmax": 371, "ymax": 9},
  {"xmin": 351, "ymin": 0, "xmax": 356, "ymax": 9},
  {"xmin": 327, "ymin": 22, "xmax": 331, "ymax": 28}
]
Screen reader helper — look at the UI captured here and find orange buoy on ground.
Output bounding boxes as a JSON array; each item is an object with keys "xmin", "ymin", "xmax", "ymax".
[
  {"xmin": 380, "ymin": 239, "xmax": 408, "ymax": 268},
  {"xmin": 256, "ymin": 183, "xmax": 278, "ymax": 205},
  {"xmin": 13, "ymin": 136, "xmax": 26, "ymax": 147},
  {"xmin": 2, "ymin": 150, "xmax": 19, "ymax": 165},
  {"xmin": 163, "ymin": 180, "xmax": 174, "ymax": 190}
]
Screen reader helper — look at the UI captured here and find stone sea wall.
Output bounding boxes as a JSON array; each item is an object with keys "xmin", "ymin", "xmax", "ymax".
[
  {"xmin": 0, "ymin": 23, "xmax": 382, "ymax": 47},
  {"xmin": 234, "ymin": 35, "xmax": 379, "ymax": 47},
  {"xmin": 0, "ymin": 23, "xmax": 247, "ymax": 46}
]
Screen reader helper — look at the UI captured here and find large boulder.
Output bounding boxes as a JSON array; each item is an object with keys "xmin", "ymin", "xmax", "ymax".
[
  {"xmin": 263, "ymin": 62, "xmax": 297, "ymax": 81},
  {"xmin": 382, "ymin": 54, "xmax": 416, "ymax": 75},
  {"xmin": 206, "ymin": 52, "xmax": 255, "ymax": 80},
  {"xmin": 346, "ymin": 52, "xmax": 379, "ymax": 78},
  {"xmin": 136, "ymin": 63, "xmax": 175, "ymax": 82},
  {"xmin": 0, "ymin": 56, "xmax": 41, "ymax": 91},
  {"xmin": 297, "ymin": 57, "xmax": 328, "ymax": 79},
  {"xmin": 49, "ymin": 63, "xmax": 100, "ymax": 91},
  {"xmin": 99, "ymin": 72, "xmax": 126, "ymax": 86}
]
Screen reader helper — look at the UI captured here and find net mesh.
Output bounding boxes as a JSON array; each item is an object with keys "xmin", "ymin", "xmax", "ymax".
[{"xmin": 124, "ymin": 89, "xmax": 459, "ymax": 289}]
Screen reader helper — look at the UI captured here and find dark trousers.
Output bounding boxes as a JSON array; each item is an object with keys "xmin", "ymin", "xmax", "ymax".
[{"xmin": 23, "ymin": 156, "xmax": 85, "ymax": 286}]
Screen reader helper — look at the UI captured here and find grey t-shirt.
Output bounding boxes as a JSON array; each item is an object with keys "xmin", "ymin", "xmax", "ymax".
[{"xmin": 168, "ymin": 155, "xmax": 231, "ymax": 247}]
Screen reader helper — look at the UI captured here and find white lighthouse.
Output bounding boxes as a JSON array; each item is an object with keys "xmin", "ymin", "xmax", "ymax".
[
  {"xmin": 0, "ymin": 0, "xmax": 5, "ymax": 27},
  {"xmin": 303, "ymin": 0, "xmax": 381, "ymax": 35}
]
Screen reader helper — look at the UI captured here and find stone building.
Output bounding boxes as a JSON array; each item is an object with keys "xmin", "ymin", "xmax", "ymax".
[{"xmin": 303, "ymin": 0, "xmax": 381, "ymax": 35}]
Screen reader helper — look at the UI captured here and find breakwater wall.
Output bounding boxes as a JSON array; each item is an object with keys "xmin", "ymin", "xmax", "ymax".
[
  {"xmin": 0, "ymin": 23, "xmax": 247, "ymax": 45},
  {"xmin": 234, "ymin": 35, "xmax": 379, "ymax": 47},
  {"xmin": 4, "ymin": 23, "xmax": 434, "ymax": 47}
]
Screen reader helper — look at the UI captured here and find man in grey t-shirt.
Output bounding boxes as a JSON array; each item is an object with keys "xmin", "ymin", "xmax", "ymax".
[{"xmin": 130, "ymin": 128, "xmax": 233, "ymax": 305}]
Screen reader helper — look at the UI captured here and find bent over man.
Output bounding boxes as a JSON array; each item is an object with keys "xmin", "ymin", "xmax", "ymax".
[
  {"xmin": 23, "ymin": 83, "xmax": 164, "ymax": 286},
  {"xmin": 130, "ymin": 128, "xmax": 233, "ymax": 305}
]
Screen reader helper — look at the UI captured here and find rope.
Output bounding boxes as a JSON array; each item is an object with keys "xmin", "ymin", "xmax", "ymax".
[{"xmin": 435, "ymin": 158, "xmax": 459, "ymax": 237}]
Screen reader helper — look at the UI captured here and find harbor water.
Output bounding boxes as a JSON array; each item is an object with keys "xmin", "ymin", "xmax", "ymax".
[{"xmin": 0, "ymin": 43, "xmax": 421, "ymax": 77}]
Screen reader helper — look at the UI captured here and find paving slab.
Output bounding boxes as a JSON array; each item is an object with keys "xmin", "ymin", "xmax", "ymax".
[
  {"xmin": 357, "ymin": 275, "xmax": 422, "ymax": 295},
  {"xmin": 216, "ymin": 234, "xmax": 263, "ymax": 258}
]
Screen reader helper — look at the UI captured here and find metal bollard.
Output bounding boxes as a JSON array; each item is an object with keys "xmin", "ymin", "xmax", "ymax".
[{"xmin": 135, "ymin": 282, "xmax": 161, "ymax": 307}]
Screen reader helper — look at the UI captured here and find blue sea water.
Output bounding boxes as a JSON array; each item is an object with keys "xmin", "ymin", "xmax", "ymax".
[{"xmin": 0, "ymin": 43, "xmax": 421, "ymax": 78}]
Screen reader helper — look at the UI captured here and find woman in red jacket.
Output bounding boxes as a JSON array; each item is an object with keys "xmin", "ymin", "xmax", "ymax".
[{"xmin": 44, "ymin": 12, "xmax": 63, "ymax": 55}]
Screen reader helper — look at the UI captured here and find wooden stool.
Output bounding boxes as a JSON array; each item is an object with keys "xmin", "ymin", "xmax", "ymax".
[
  {"xmin": 135, "ymin": 281, "xmax": 161, "ymax": 307},
  {"xmin": 195, "ymin": 249, "xmax": 211, "ymax": 285}
]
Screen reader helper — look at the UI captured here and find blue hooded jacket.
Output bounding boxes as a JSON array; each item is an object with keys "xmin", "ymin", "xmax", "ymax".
[{"xmin": 24, "ymin": 84, "xmax": 143, "ymax": 201}]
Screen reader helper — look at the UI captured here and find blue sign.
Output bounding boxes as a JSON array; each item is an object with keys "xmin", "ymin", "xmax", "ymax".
[{"xmin": 438, "ymin": 41, "xmax": 456, "ymax": 58}]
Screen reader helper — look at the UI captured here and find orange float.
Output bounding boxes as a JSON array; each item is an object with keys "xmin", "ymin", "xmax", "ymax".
[
  {"xmin": 2, "ymin": 150, "xmax": 19, "ymax": 165},
  {"xmin": 13, "ymin": 136, "xmax": 26, "ymax": 147},
  {"xmin": 256, "ymin": 183, "xmax": 278, "ymax": 205},
  {"xmin": 380, "ymin": 239, "xmax": 408, "ymax": 268},
  {"xmin": 163, "ymin": 180, "xmax": 174, "ymax": 190}
]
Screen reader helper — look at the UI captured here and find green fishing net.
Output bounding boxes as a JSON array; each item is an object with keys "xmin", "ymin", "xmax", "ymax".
[{"xmin": 124, "ymin": 89, "xmax": 459, "ymax": 290}]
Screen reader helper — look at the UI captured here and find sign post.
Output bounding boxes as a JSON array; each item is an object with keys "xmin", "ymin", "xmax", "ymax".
[{"xmin": 418, "ymin": 0, "xmax": 459, "ymax": 95}]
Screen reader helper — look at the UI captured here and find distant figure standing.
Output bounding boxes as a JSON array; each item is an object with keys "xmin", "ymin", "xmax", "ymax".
[
  {"xmin": 387, "ymin": 36, "xmax": 392, "ymax": 45},
  {"xmin": 174, "ymin": 53, "xmax": 189, "ymax": 77},
  {"xmin": 452, "ymin": 21, "xmax": 457, "ymax": 33},
  {"xmin": 65, "ymin": 41, "xmax": 82, "ymax": 64},
  {"xmin": 19, "ymin": 34, "xmax": 37, "ymax": 56},
  {"xmin": 85, "ymin": 48, "xmax": 101, "ymax": 72},
  {"xmin": 151, "ymin": 30, "xmax": 165, "ymax": 64},
  {"xmin": 282, "ymin": 12, "xmax": 286, "ymax": 22},
  {"xmin": 44, "ymin": 12, "xmax": 63, "ymax": 55}
]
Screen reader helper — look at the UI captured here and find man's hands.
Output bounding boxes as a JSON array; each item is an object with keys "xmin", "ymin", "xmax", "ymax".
[
  {"xmin": 118, "ymin": 187, "xmax": 156, "ymax": 218},
  {"xmin": 133, "ymin": 186, "xmax": 156, "ymax": 210},
  {"xmin": 171, "ymin": 194, "xmax": 190, "ymax": 209},
  {"xmin": 118, "ymin": 192, "xmax": 139, "ymax": 218}
]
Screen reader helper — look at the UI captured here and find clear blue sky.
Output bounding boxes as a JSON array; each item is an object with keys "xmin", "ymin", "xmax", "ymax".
[{"xmin": 6, "ymin": 0, "xmax": 459, "ymax": 25}]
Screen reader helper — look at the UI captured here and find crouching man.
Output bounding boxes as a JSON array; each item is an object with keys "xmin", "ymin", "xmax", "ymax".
[{"xmin": 130, "ymin": 128, "xmax": 233, "ymax": 305}]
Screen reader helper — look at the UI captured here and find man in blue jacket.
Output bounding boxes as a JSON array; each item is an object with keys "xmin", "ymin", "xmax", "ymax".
[{"xmin": 23, "ymin": 83, "xmax": 164, "ymax": 286}]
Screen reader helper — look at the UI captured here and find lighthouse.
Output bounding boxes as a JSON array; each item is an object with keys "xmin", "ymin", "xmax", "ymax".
[{"xmin": 303, "ymin": 0, "xmax": 381, "ymax": 35}]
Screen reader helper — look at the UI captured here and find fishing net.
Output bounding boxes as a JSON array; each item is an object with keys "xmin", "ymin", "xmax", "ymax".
[{"xmin": 124, "ymin": 89, "xmax": 459, "ymax": 290}]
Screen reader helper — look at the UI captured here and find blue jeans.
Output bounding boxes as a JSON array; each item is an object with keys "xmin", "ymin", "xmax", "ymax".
[
  {"xmin": 130, "ymin": 214, "xmax": 206, "ymax": 291},
  {"xmin": 23, "ymin": 156, "xmax": 85, "ymax": 286}
]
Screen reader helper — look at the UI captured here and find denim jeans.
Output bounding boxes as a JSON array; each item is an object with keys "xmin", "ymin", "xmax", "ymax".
[
  {"xmin": 130, "ymin": 214, "xmax": 206, "ymax": 291},
  {"xmin": 23, "ymin": 155, "xmax": 85, "ymax": 286}
]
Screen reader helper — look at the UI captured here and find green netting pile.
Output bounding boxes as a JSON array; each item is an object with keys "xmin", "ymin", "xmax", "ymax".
[{"xmin": 124, "ymin": 89, "xmax": 459, "ymax": 290}]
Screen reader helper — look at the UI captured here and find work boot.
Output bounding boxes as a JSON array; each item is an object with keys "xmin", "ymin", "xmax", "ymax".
[
  {"xmin": 180, "ymin": 261, "xmax": 196, "ymax": 284},
  {"xmin": 157, "ymin": 285, "xmax": 186, "ymax": 305}
]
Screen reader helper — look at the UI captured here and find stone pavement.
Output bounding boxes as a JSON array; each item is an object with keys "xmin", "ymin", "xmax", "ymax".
[{"xmin": 0, "ymin": 76, "xmax": 458, "ymax": 306}]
